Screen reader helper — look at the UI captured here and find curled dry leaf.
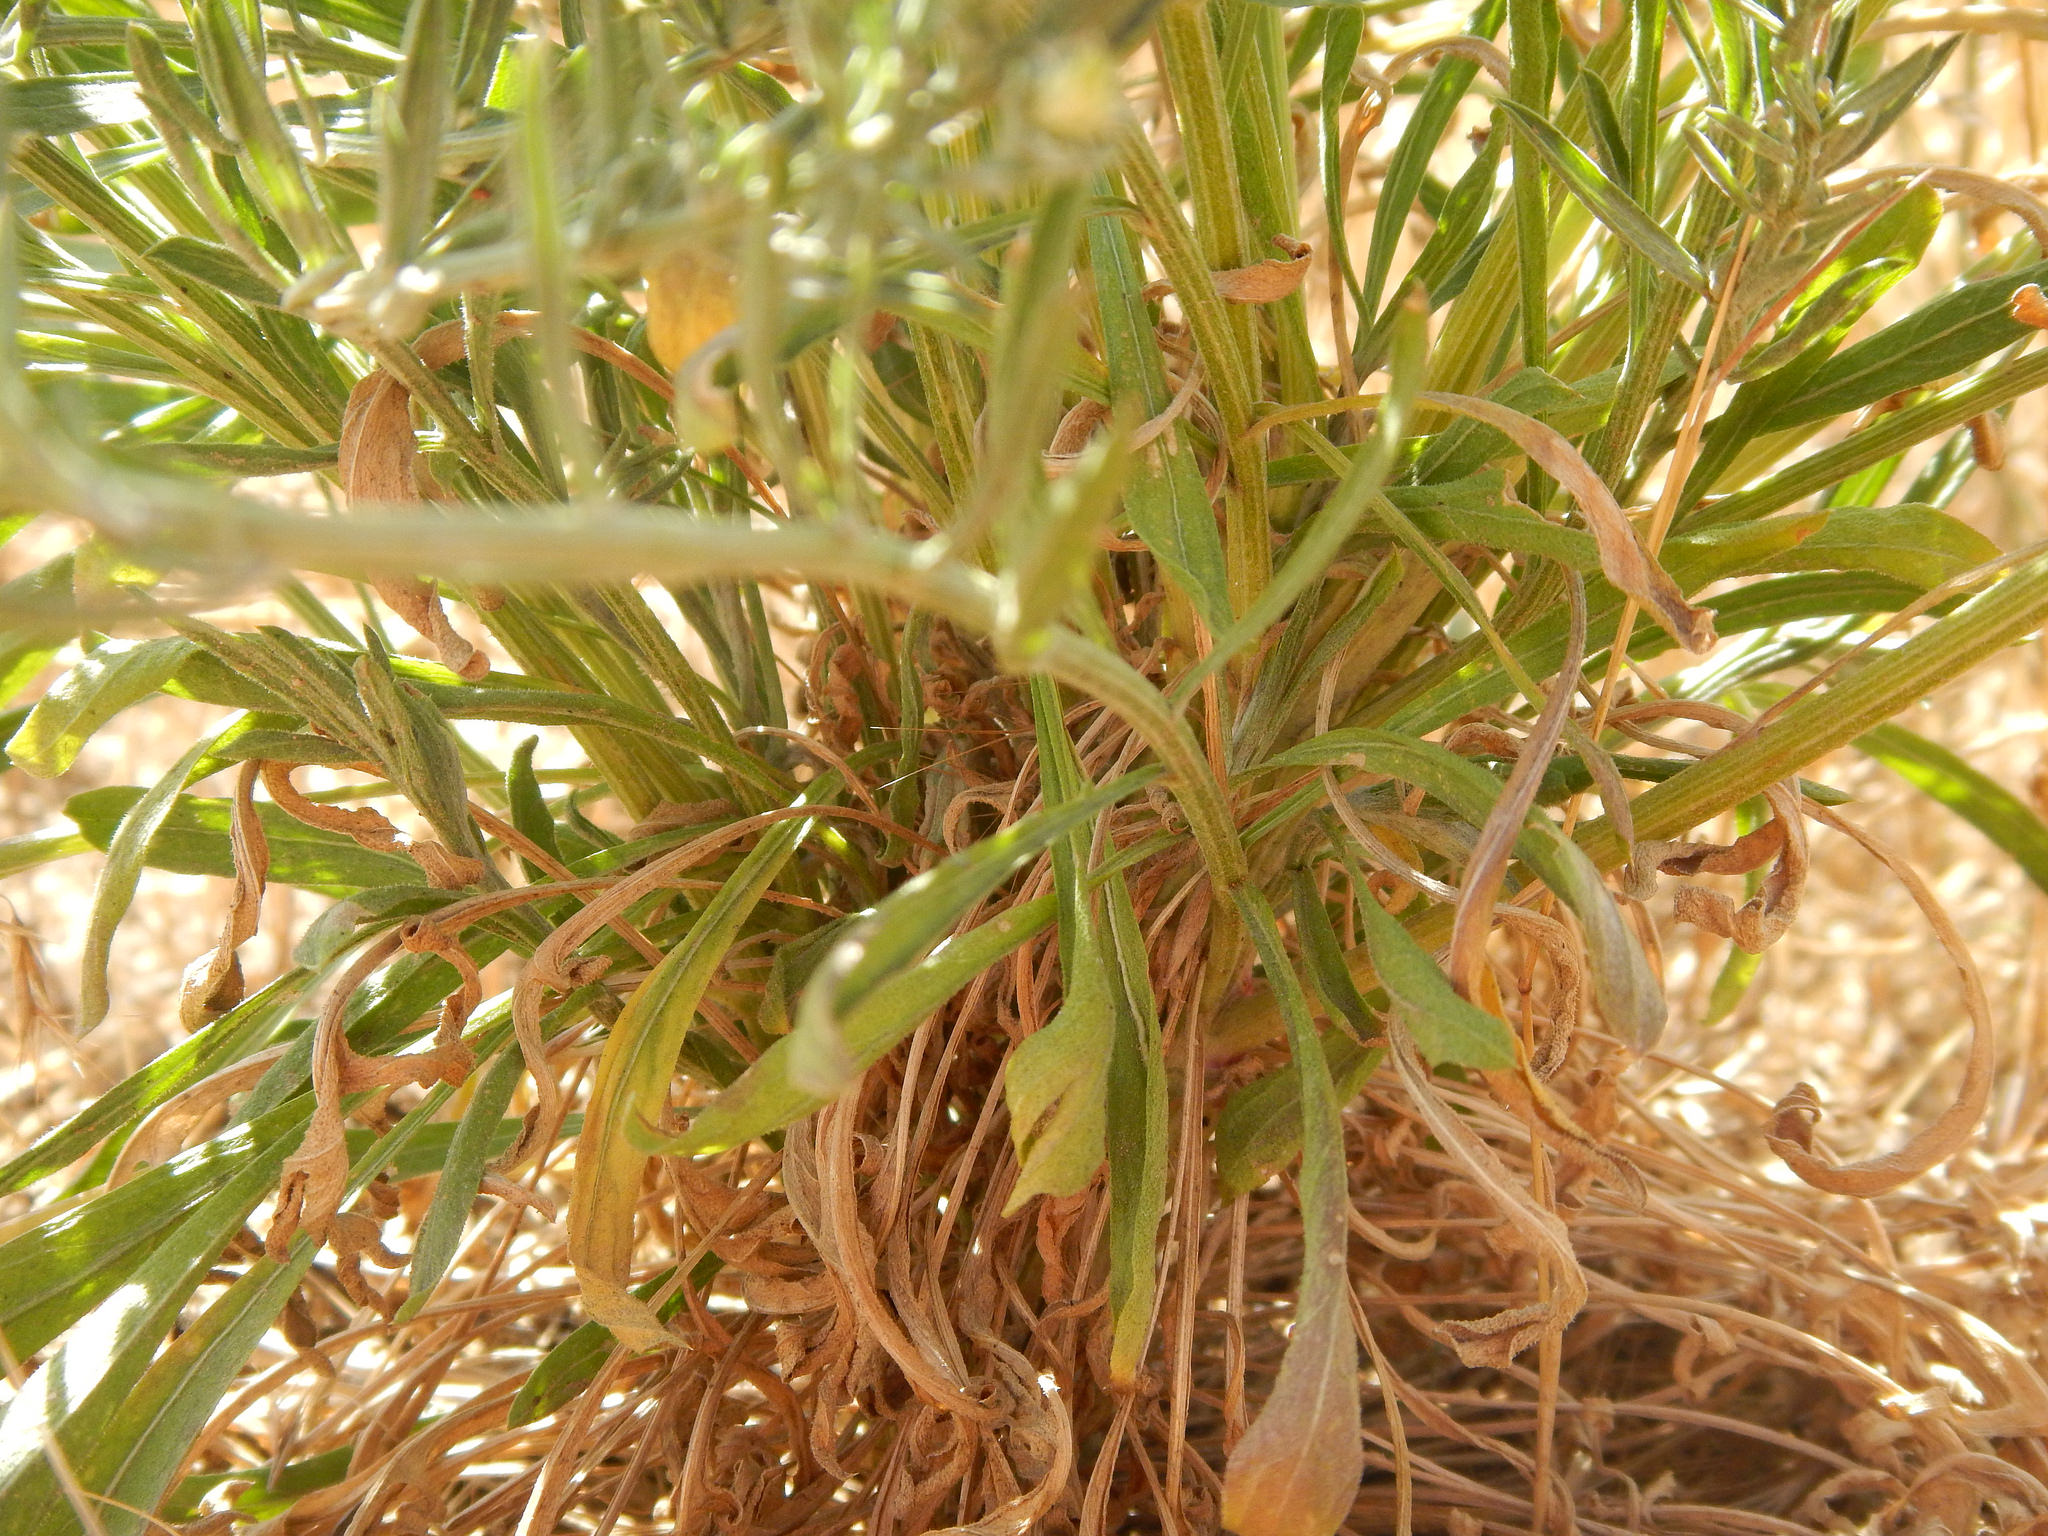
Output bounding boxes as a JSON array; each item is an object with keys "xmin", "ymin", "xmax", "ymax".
[
  {"xmin": 337, "ymin": 370, "xmax": 491, "ymax": 683},
  {"xmin": 1145, "ymin": 236, "xmax": 1315, "ymax": 306},
  {"xmin": 1042, "ymin": 364, "xmax": 1204, "ymax": 479},
  {"xmin": 261, "ymin": 760, "xmax": 486, "ymax": 891},
  {"xmin": 1656, "ymin": 782, "xmax": 1807, "ymax": 953},
  {"xmin": 923, "ymin": 1338, "xmax": 1074, "ymax": 1536},
  {"xmin": 1480, "ymin": 1058, "xmax": 1647, "ymax": 1211},
  {"xmin": 108, "ymin": 1044, "xmax": 291, "ymax": 1186},
  {"xmin": 1761, "ymin": 807, "xmax": 1993, "ymax": 1197},
  {"xmin": 267, "ymin": 932, "xmax": 478, "ymax": 1262},
  {"xmin": 1493, "ymin": 906, "xmax": 1582, "ymax": 1078},
  {"xmin": 178, "ymin": 759, "xmax": 269, "ymax": 1030},
  {"xmin": 1421, "ymin": 391, "xmax": 1717, "ymax": 652},
  {"xmin": 1447, "ymin": 570, "xmax": 1585, "ymax": 1005},
  {"xmin": 1616, "ymin": 702, "xmax": 1807, "ymax": 953},
  {"xmin": 1213, "ymin": 235, "xmax": 1315, "ymax": 305}
]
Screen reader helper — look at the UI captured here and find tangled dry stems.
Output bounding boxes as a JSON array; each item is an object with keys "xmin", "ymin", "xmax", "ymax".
[{"xmin": 68, "ymin": 659, "xmax": 2035, "ymax": 1536}]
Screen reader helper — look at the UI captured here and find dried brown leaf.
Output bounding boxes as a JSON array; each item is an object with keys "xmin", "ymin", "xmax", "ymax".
[{"xmin": 1422, "ymin": 391, "xmax": 1716, "ymax": 651}]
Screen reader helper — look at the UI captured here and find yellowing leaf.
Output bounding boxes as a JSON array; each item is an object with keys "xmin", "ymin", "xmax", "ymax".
[
  {"xmin": 644, "ymin": 247, "xmax": 737, "ymax": 373},
  {"xmin": 570, "ymin": 813, "xmax": 813, "ymax": 1352}
]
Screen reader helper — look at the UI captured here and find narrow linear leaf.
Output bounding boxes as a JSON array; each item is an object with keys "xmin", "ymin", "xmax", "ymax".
[
  {"xmin": 571, "ymin": 810, "xmax": 818, "ymax": 1351},
  {"xmin": 1419, "ymin": 390, "xmax": 1716, "ymax": 651},
  {"xmin": 674, "ymin": 894, "xmax": 1057, "ymax": 1157},
  {"xmin": 759, "ymin": 768, "xmax": 1157, "ymax": 1112},
  {"xmin": 0, "ymin": 972, "xmax": 309, "ymax": 1197},
  {"xmin": 1761, "ymin": 256, "xmax": 2048, "ymax": 430},
  {"xmin": 1102, "ymin": 868, "xmax": 1168, "ymax": 1386},
  {"xmin": 1855, "ymin": 721, "xmax": 2048, "ymax": 897},
  {"xmin": 66, "ymin": 784, "xmax": 425, "ymax": 894},
  {"xmin": 10, "ymin": 1254, "xmax": 315, "ymax": 1536},
  {"xmin": 77, "ymin": 727, "xmax": 235, "ymax": 1034},
  {"xmin": 9, "ymin": 637, "xmax": 197, "ymax": 779},
  {"xmin": 1496, "ymin": 99, "xmax": 1710, "ymax": 296},
  {"xmin": 0, "ymin": 75, "xmax": 151, "ymax": 135},
  {"xmin": 397, "ymin": 1042, "xmax": 527, "ymax": 1323},
  {"xmin": 0, "ymin": 1097, "xmax": 308, "ymax": 1359},
  {"xmin": 1222, "ymin": 889, "xmax": 1363, "ymax": 1536},
  {"xmin": 1088, "ymin": 182, "xmax": 1232, "ymax": 630}
]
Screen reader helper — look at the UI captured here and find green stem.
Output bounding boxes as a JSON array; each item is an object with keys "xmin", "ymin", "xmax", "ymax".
[
  {"xmin": 1508, "ymin": 0, "xmax": 1553, "ymax": 369},
  {"xmin": 1150, "ymin": 5, "xmax": 1270, "ymax": 613}
]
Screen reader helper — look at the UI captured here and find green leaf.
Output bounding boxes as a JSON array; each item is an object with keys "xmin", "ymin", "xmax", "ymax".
[
  {"xmin": 1855, "ymin": 722, "xmax": 2048, "ymax": 898},
  {"xmin": 0, "ymin": 1097, "xmax": 307, "ymax": 1359},
  {"xmin": 396, "ymin": 1042, "xmax": 526, "ymax": 1323},
  {"xmin": 1683, "ymin": 185, "xmax": 1944, "ymax": 499},
  {"xmin": 144, "ymin": 235, "xmax": 283, "ymax": 309},
  {"xmin": 1292, "ymin": 868, "xmax": 1376, "ymax": 1040},
  {"xmin": 186, "ymin": 0, "xmax": 340, "ymax": 261},
  {"xmin": 1215, "ymin": 1032, "xmax": 1381, "ymax": 1202},
  {"xmin": 76, "ymin": 729, "xmax": 233, "ymax": 1033},
  {"xmin": 1002, "ymin": 920, "xmax": 1114, "ymax": 1215},
  {"xmin": 125, "ymin": 441, "xmax": 341, "ymax": 478},
  {"xmin": 1496, "ymin": 99, "xmax": 1710, "ymax": 297},
  {"xmin": 1102, "ymin": 868, "xmax": 1168, "ymax": 1387},
  {"xmin": 1204, "ymin": 884, "xmax": 1384, "ymax": 1212},
  {"xmin": 1763, "ymin": 256, "xmax": 2048, "ymax": 431},
  {"xmin": 163, "ymin": 650, "xmax": 298, "ymax": 712},
  {"xmin": 675, "ymin": 898, "xmax": 1056, "ymax": 1157},
  {"xmin": 1527, "ymin": 753, "xmax": 1851, "ymax": 809},
  {"xmin": 8, "ymin": 637, "xmax": 198, "ymax": 779},
  {"xmin": 1177, "ymin": 296, "xmax": 1426, "ymax": 699},
  {"xmin": 0, "ymin": 75, "xmax": 150, "ymax": 135},
  {"xmin": 1748, "ymin": 504, "xmax": 2001, "ymax": 589},
  {"xmin": 1820, "ymin": 42, "xmax": 1959, "ymax": 172},
  {"xmin": 1089, "ymin": 180, "xmax": 1232, "ymax": 631},
  {"xmin": 378, "ymin": 0, "xmax": 456, "ymax": 264},
  {"xmin": 506, "ymin": 734, "xmax": 563, "ymax": 876},
  {"xmin": 0, "ymin": 827, "xmax": 92, "ymax": 878},
  {"xmin": 6, "ymin": 1253, "xmax": 315, "ymax": 1536},
  {"xmin": 66, "ymin": 785, "xmax": 425, "ymax": 892},
  {"xmin": 1349, "ymin": 888, "xmax": 1515, "ymax": 1069},
  {"xmin": 571, "ymin": 809, "xmax": 820, "ymax": 1347},
  {"xmin": 675, "ymin": 824, "xmax": 1172, "ymax": 1160},
  {"xmin": 210, "ymin": 728, "xmax": 369, "ymax": 767},
  {"xmin": 697, "ymin": 768, "xmax": 1158, "ymax": 1135},
  {"xmin": 1356, "ymin": 0, "xmax": 1505, "ymax": 323},
  {"xmin": 0, "ymin": 971, "xmax": 307, "ymax": 1197},
  {"xmin": 0, "ymin": 1102, "xmax": 314, "ymax": 1529}
]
